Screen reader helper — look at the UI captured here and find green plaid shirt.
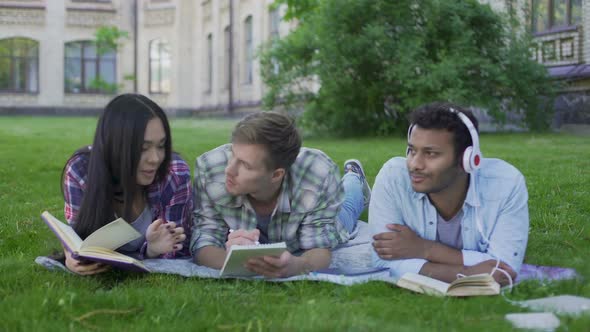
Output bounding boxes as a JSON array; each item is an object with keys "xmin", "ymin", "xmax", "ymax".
[{"xmin": 190, "ymin": 144, "xmax": 350, "ymax": 255}]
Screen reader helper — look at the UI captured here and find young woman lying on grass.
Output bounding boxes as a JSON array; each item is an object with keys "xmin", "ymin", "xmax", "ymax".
[{"xmin": 61, "ymin": 93, "xmax": 193, "ymax": 275}]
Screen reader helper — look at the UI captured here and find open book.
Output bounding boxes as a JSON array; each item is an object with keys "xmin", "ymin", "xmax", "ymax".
[
  {"xmin": 220, "ymin": 242, "xmax": 287, "ymax": 277},
  {"xmin": 41, "ymin": 211, "xmax": 150, "ymax": 273},
  {"xmin": 396, "ymin": 272, "xmax": 500, "ymax": 297}
]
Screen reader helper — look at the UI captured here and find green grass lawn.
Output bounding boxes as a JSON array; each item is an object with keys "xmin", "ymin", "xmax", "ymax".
[{"xmin": 1, "ymin": 116, "xmax": 589, "ymax": 331}]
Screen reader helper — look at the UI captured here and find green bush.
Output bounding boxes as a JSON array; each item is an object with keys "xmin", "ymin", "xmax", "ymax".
[{"xmin": 261, "ymin": 0, "xmax": 554, "ymax": 135}]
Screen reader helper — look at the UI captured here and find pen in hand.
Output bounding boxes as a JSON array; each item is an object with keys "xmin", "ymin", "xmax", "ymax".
[{"xmin": 229, "ymin": 229, "xmax": 260, "ymax": 245}]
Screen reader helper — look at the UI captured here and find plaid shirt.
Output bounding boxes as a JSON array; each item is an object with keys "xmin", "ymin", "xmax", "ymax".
[
  {"xmin": 63, "ymin": 150, "xmax": 194, "ymax": 257},
  {"xmin": 190, "ymin": 144, "xmax": 350, "ymax": 255}
]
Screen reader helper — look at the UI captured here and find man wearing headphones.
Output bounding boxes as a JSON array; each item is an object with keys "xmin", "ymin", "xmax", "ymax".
[{"xmin": 369, "ymin": 102, "xmax": 529, "ymax": 286}]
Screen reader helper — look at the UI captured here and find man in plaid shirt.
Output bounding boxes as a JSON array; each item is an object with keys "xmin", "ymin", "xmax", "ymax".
[{"xmin": 190, "ymin": 112, "xmax": 371, "ymax": 277}]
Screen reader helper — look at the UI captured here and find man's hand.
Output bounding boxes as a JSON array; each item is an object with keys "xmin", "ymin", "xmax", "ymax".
[
  {"xmin": 225, "ymin": 228, "xmax": 260, "ymax": 250},
  {"xmin": 372, "ymin": 224, "xmax": 429, "ymax": 260},
  {"xmin": 146, "ymin": 219, "xmax": 186, "ymax": 258},
  {"xmin": 245, "ymin": 251, "xmax": 305, "ymax": 278},
  {"xmin": 64, "ymin": 249, "xmax": 110, "ymax": 275},
  {"xmin": 463, "ymin": 259, "xmax": 516, "ymax": 286}
]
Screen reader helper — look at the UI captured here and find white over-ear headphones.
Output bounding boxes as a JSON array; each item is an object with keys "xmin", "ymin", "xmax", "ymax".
[{"xmin": 407, "ymin": 107, "xmax": 482, "ymax": 173}]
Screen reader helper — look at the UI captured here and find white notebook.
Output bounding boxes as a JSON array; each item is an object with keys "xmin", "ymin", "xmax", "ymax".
[{"xmin": 220, "ymin": 242, "xmax": 287, "ymax": 277}]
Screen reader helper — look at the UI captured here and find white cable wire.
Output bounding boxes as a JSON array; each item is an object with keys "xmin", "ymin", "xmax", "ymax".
[{"xmin": 492, "ymin": 259, "xmax": 514, "ymax": 292}]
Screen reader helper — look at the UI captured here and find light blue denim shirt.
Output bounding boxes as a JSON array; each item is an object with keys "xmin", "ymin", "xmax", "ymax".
[{"xmin": 369, "ymin": 157, "xmax": 529, "ymax": 280}]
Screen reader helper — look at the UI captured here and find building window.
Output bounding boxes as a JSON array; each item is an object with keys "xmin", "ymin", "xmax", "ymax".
[
  {"xmin": 269, "ymin": 8, "xmax": 281, "ymax": 74},
  {"xmin": 0, "ymin": 38, "xmax": 39, "ymax": 93},
  {"xmin": 532, "ymin": 0, "xmax": 582, "ymax": 33},
  {"xmin": 224, "ymin": 26, "xmax": 230, "ymax": 90},
  {"xmin": 244, "ymin": 15, "xmax": 253, "ymax": 84},
  {"xmin": 64, "ymin": 41, "xmax": 116, "ymax": 93},
  {"xmin": 149, "ymin": 39, "xmax": 171, "ymax": 94},
  {"xmin": 269, "ymin": 8, "xmax": 280, "ymax": 40},
  {"xmin": 206, "ymin": 33, "xmax": 213, "ymax": 92}
]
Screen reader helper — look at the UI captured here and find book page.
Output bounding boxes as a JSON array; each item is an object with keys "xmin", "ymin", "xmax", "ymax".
[
  {"xmin": 397, "ymin": 273, "xmax": 450, "ymax": 296},
  {"xmin": 41, "ymin": 211, "xmax": 83, "ymax": 252},
  {"xmin": 447, "ymin": 274, "xmax": 500, "ymax": 297},
  {"xmin": 81, "ymin": 218, "xmax": 141, "ymax": 250},
  {"xmin": 220, "ymin": 242, "xmax": 287, "ymax": 277},
  {"xmin": 449, "ymin": 273, "xmax": 495, "ymax": 287}
]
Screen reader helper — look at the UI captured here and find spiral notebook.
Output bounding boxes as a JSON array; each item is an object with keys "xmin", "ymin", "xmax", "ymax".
[{"xmin": 220, "ymin": 242, "xmax": 287, "ymax": 277}]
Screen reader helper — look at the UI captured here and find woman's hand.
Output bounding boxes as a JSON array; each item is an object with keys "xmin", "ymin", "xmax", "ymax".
[
  {"xmin": 64, "ymin": 248, "xmax": 110, "ymax": 275},
  {"xmin": 145, "ymin": 219, "xmax": 186, "ymax": 258}
]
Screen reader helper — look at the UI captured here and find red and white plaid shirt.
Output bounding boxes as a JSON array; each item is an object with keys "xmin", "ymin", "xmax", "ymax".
[{"xmin": 63, "ymin": 151, "xmax": 193, "ymax": 258}]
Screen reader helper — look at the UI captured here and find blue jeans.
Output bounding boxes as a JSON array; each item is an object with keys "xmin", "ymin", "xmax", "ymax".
[{"xmin": 337, "ymin": 173, "xmax": 365, "ymax": 234}]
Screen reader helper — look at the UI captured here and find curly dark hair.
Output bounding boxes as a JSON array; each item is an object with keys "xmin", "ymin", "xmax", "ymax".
[{"xmin": 408, "ymin": 102, "xmax": 479, "ymax": 164}]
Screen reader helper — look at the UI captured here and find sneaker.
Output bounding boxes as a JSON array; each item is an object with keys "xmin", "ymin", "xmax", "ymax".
[{"xmin": 343, "ymin": 159, "xmax": 371, "ymax": 209}]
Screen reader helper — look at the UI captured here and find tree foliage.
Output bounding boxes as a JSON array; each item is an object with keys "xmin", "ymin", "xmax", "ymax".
[
  {"xmin": 92, "ymin": 26, "xmax": 132, "ymax": 94},
  {"xmin": 270, "ymin": 0, "xmax": 319, "ymax": 21},
  {"xmin": 261, "ymin": 0, "xmax": 554, "ymax": 135},
  {"xmin": 94, "ymin": 25, "xmax": 128, "ymax": 55}
]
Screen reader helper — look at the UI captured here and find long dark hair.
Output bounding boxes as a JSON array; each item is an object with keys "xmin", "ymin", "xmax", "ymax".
[{"xmin": 61, "ymin": 93, "xmax": 172, "ymax": 239}]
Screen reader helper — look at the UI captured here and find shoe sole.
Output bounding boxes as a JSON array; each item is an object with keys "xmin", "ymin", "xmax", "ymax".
[{"xmin": 344, "ymin": 159, "xmax": 371, "ymax": 208}]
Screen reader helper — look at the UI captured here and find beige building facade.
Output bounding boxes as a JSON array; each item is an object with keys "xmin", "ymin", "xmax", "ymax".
[
  {"xmin": 0, "ymin": 0, "xmax": 291, "ymax": 114},
  {"xmin": 483, "ymin": 0, "xmax": 590, "ymax": 87},
  {"xmin": 483, "ymin": 0, "xmax": 590, "ymax": 128},
  {"xmin": 1, "ymin": 0, "xmax": 589, "ymax": 123}
]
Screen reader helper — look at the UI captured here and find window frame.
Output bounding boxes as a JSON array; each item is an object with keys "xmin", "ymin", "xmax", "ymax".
[
  {"xmin": 268, "ymin": 8, "xmax": 281, "ymax": 75},
  {"xmin": 148, "ymin": 39, "xmax": 171, "ymax": 94},
  {"xmin": 206, "ymin": 33, "xmax": 213, "ymax": 93},
  {"xmin": 269, "ymin": 7, "xmax": 280, "ymax": 40},
  {"xmin": 0, "ymin": 37, "xmax": 39, "ymax": 94},
  {"xmin": 64, "ymin": 40, "xmax": 117, "ymax": 94},
  {"xmin": 243, "ymin": 15, "xmax": 253, "ymax": 85},
  {"xmin": 223, "ymin": 26, "xmax": 230, "ymax": 90},
  {"xmin": 531, "ymin": 0, "xmax": 583, "ymax": 34}
]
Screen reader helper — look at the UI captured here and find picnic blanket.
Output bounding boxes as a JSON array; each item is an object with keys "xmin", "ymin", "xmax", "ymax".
[{"xmin": 35, "ymin": 222, "xmax": 579, "ymax": 285}]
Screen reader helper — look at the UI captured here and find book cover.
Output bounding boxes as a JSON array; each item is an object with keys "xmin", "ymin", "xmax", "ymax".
[
  {"xmin": 396, "ymin": 272, "xmax": 500, "ymax": 297},
  {"xmin": 220, "ymin": 242, "xmax": 287, "ymax": 277},
  {"xmin": 41, "ymin": 211, "xmax": 150, "ymax": 273}
]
